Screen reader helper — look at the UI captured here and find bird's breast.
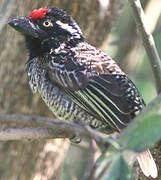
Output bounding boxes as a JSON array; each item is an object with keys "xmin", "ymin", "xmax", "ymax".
[{"xmin": 27, "ymin": 57, "xmax": 105, "ymax": 128}]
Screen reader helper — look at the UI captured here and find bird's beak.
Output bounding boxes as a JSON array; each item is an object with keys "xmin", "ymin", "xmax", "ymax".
[{"xmin": 8, "ymin": 16, "xmax": 38, "ymax": 38}]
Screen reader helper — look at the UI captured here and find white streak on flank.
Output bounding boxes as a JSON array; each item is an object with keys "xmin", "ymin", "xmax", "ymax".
[{"xmin": 56, "ymin": 20, "xmax": 78, "ymax": 34}]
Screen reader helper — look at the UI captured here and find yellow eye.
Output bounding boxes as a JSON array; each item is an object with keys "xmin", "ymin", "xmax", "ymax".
[{"xmin": 43, "ymin": 20, "xmax": 52, "ymax": 27}]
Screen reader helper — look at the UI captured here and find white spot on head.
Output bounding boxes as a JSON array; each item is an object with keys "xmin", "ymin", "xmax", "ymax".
[
  {"xmin": 56, "ymin": 20, "xmax": 77, "ymax": 33},
  {"xmin": 56, "ymin": 20, "xmax": 82, "ymax": 38}
]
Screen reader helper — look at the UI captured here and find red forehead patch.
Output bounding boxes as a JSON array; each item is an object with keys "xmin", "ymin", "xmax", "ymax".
[{"xmin": 28, "ymin": 7, "xmax": 48, "ymax": 20}]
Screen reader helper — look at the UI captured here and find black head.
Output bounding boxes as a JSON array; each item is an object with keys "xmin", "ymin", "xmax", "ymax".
[{"xmin": 8, "ymin": 7, "xmax": 84, "ymax": 57}]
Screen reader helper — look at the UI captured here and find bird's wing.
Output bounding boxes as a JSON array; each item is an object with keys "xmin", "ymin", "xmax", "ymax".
[
  {"xmin": 64, "ymin": 74, "xmax": 135, "ymax": 130},
  {"xmin": 47, "ymin": 52, "xmax": 89, "ymax": 91},
  {"xmin": 47, "ymin": 45, "xmax": 144, "ymax": 130}
]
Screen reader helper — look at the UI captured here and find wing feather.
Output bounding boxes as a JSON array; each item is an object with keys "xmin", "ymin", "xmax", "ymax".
[
  {"xmin": 47, "ymin": 44, "xmax": 144, "ymax": 130},
  {"xmin": 64, "ymin": 74, "xmax": 134, "ymax": 130}
]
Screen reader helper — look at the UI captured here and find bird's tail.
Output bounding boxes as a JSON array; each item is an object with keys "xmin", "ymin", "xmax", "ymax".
[{"xmin": 137, "ymin": 149, "xmax": 158, "ymax": 178}]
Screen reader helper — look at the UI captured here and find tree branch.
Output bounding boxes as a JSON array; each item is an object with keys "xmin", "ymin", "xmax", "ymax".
[
  {"xmin": 0, "ymin": 90, "xmax": 161, "ymax": 142},
  {"xmin": 0, "ymin": 114, "xmax": 106, "ymax": 143},
  {"xmin": 128, "ymin": 0, "xmax": 161, "ymax": 94},
  {"xmin": 0, "ymin": 93, "xmax": 160, "ymax": 154},
  {"xmin": 0, "ymin": 127, "xmax": 70, "ymax": 141}
]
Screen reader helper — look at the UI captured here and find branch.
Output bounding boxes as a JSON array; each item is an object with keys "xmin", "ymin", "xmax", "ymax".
[
  {"xmin": 0, "ymin": 91, "xmax": 161, "ymax": 142},
  {"xmin": 0, "ymin": 127, "xmax": 71, "ymax": 141},
  {"xmin": 0, "ymin": 92, "xmax": 160, "ymax": 147},
  {"xmin": 0, "ymin": 90, "xmax": 161, "ymax": 142},
  {"xmin": 0, "ymin": 114, "xmax": 106, "ymax": 143},
  {"xmin": 128, "ymin": 0, "xmax": 161, "ymax": 94}
]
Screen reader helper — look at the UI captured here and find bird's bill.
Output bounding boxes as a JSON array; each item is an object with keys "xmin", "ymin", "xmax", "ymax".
[{"xmin": 8, "ymin": 16, "xmax": 38, "ymax": 38}]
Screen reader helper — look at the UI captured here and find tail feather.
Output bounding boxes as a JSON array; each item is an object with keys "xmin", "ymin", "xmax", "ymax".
[{"xmin": 137, "ymin": 149, "xmax": 158, "ymax": 178}]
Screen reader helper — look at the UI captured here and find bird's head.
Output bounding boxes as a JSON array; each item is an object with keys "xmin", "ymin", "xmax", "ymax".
[{"xmin": 8, "ymin": 7, "xmax": 84, "ymax": 57}]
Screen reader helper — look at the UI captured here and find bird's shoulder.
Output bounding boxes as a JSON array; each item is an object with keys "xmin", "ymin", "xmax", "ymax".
[
  {"xmin": 46, "ymin": 42, "xmax": 127, "ymax": 92},
  {"xmin": 70, "ymin": 42, "xmax": 125, "ymax": 77}
]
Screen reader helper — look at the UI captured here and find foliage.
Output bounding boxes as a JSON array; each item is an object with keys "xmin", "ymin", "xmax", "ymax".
[
  {"xmin": 95, "ymin": 154, "xmax": 132, "ymax": 180},
  {"xmin": 93, "ymin": 0, "xmax": 161, "ymax": 178},
  {"xmin": 93, "ymin": 95, "xmax": 161, "ymax": 179}
]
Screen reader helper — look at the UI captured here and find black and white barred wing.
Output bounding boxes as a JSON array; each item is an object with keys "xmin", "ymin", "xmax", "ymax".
[
  {"xmin": 47, "ymin": 53, "xmax": 89, "ymax": 91},
  {"xmin": 47, "ymin": 47, "xmax": 144, "ymax": 131},
  {"xmin": 66, "ymin": 74, "xmax": 141, "ymax": 131}
]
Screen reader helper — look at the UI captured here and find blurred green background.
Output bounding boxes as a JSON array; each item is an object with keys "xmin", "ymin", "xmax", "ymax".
[{"xmin": 105, "ymin": 2, "xmax": 161, "ymax": 104}]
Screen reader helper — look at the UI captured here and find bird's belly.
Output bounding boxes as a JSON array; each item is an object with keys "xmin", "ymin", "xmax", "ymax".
[
  {"xmin": 39, "ymin": 85, "xmax": 76, "ymax": 121},
  {"xmin": 38, "ymin": 82, "xmax": 104, "ymax": 129}
]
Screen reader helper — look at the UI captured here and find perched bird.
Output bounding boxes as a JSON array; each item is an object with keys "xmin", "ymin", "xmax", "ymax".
[{"xmin": 8, "ymin": 7, "xmax": 157, "ymax": 178}]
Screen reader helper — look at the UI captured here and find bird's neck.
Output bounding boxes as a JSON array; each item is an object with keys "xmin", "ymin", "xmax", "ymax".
[{"xmin": 25, "ymin": 35, "xmax": 85, "ymax": 59}]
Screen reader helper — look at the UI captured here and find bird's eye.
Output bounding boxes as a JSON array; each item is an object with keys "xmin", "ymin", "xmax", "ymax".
[{"xmin": 43, "ymin": 20, "xmax": 52, "ymax": 27}]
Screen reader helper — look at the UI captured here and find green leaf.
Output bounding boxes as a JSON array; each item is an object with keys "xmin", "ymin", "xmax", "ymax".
[
  {"xmin": 101, "ymin": 154, "xmax": 132, "ymax": 180},
  {"xmin": 120, "ymin": 114, "xmax": 161, "ymax": 152},
  {"xmin": 94, "ymin": 152, "xmax": 114, "ymax": 179}
]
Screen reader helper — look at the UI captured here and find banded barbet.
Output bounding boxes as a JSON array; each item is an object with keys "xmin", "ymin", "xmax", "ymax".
[{"xmin": 8, "ymin": 7, "xmax": 157, "ymax": 178}]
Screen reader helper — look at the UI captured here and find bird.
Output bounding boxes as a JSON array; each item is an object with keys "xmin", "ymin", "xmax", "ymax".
[{"xmin": 8, "ymin": 6, "xmax": 157, "ymax": 178}]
